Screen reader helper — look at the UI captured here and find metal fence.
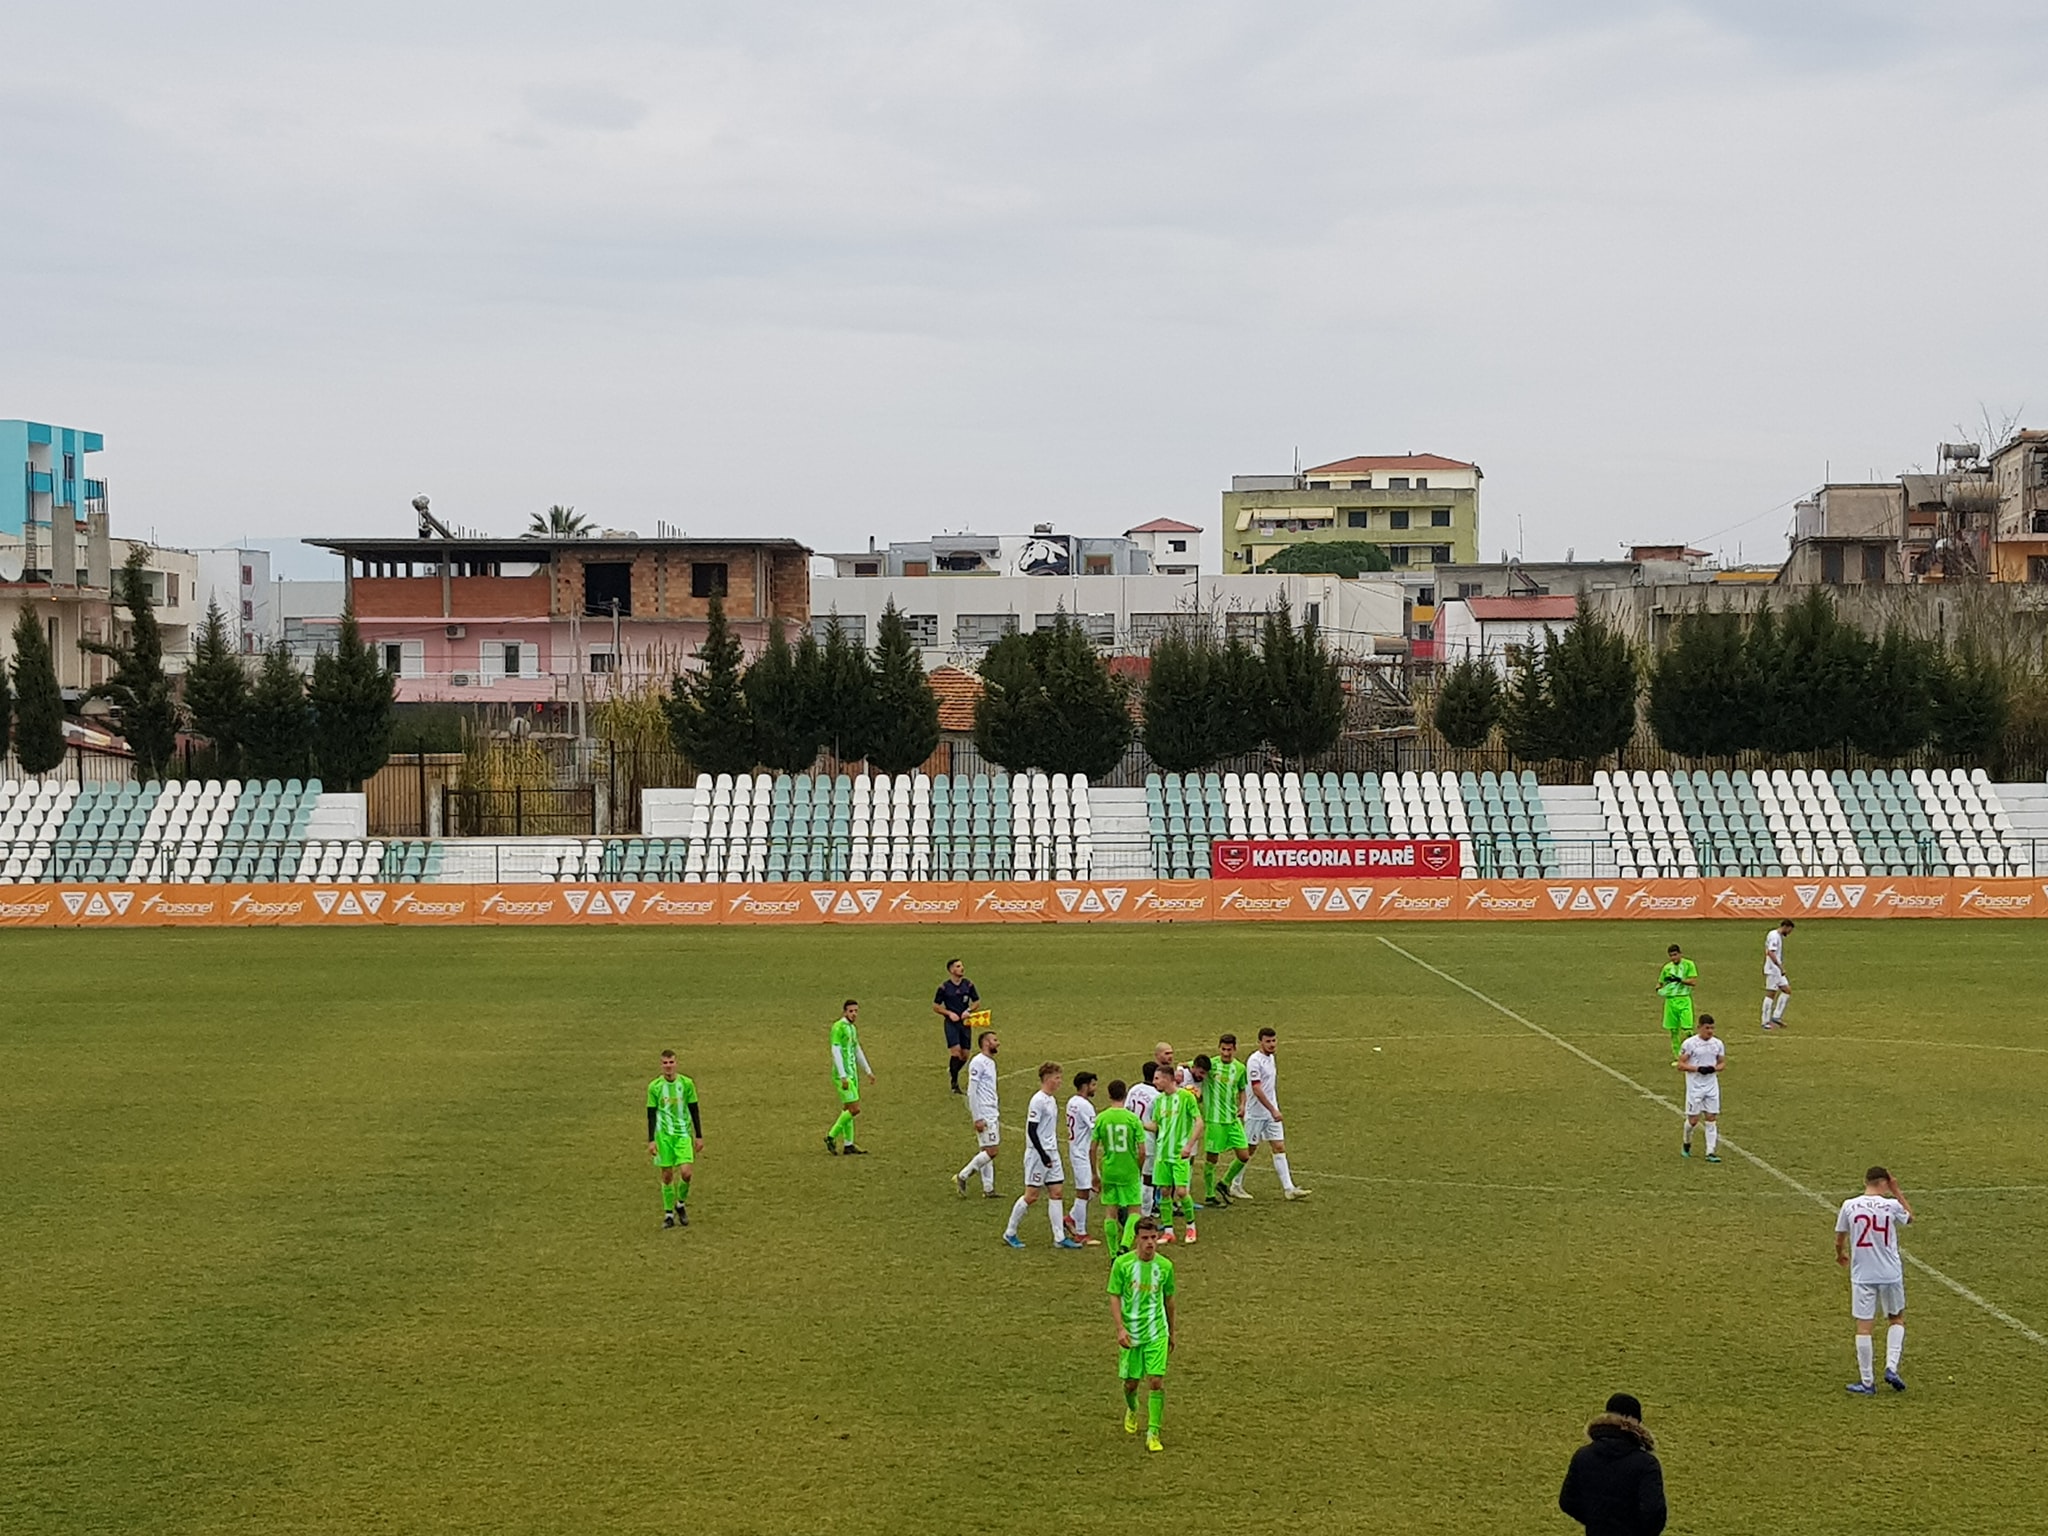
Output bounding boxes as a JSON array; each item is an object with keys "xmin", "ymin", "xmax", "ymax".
[{"xmin": 440, "ymin": 786, "xmax": 596, "ymax": 838}]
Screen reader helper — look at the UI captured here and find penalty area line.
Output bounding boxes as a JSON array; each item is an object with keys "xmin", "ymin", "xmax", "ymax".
[{"xmin": 1375, "ymin": 935, "xmax": 2048, "ymax": 1354}]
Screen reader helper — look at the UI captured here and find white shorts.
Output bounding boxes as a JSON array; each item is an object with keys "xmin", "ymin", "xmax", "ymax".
[
  {"xmin": 1852, "ymin": 1281, "xmax": 1906, "ymax": 1320},
  {"xmin": 974, "ymin": 1125, "xmax": 1001, "ymax": 1150},
  {"xmin": 1685, "ymin": 1079, "xmax": 1721, "ymax": 1116},
  {"xmin": 1024, "ymin": 1149, "xmax": 1065, "ymax": 1188},
  {"xmin": 1068, "ymin": 1148, "xmax": 1093, "ymax": 1192},
  {"xmin": 1764, "ymin": 963, "xmax": 1788, "ymax": 991},
  {"xmin": 1141, "ymin": 1137, "xmax": 1157, "ymax": 1177},
  {"xmin": 1246, "ymin": 1110, "xmax": 1284, "ymax": 1145}
]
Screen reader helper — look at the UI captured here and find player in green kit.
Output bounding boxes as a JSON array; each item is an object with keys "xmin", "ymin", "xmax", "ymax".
[
  {"xmin": 1657, "ymin": 944, "xmax": 1699, "ymax": 1059},
  {"xmin": 1091, "ymin": 1080, "xmax": 1147, "ymax": 1257},
  {"xmin": 1146, "ymin": 1065, "xmax": 1204, "ymax": 1245},
  {"xmin": 1108, "ymin": 1216, "xmax": 1177, "ymax": 1453},
  {"xmin": 645, "ymin": 1050, "xmax": 702, "ymax": 1228},
  {"xmin": 1200, "ymin": 1033, "xmax": 1252, "ymax": 1206},
  {"xmin": 824, "ymin": 999, "xmax": 874, "ymax": 1155}
]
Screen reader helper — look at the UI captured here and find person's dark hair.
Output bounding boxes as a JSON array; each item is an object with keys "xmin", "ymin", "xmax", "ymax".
[
  {"xmin": 1108, "ymin": 1079, "xmax": 1128, "ymax": 1101},
  {"xmin": 843, "ymin": 998, "xmax": 858, "ymax": 1010},
  {"xmin": 1192, "ymin": 1053, "xmax": 1211, "ymax": 1072},
  {"xmin": 978, "ymin": 1030, "xmax": 996, "ymax": 1051},
  {"xmin": 1667, "ymin": 944, "xmax": 1682, "ymax": 955},
  {"xmin": 946, "ymin": 957, "xmax": 962, "ymax": 969},
  {"xmin": 1867, "ymin": 1165, "xmax": 1891, "ymax": 1184},
  {"xmin": 1039, "ymin": 1061, "xmax": 1061, "ymax": 1080},
  {"xmin": 1074, "ymin": 1071, "xmax": 1097, "ymax": 1090},
  {"xmin": 1698, "ymin": 1014, "xmax": 1714, "ymax": 1027},
  {"xmin": 1781, "ymin": 919, "xmax": 1796, "ymax": 930},
  {"xmin": 1257, "ymin": 1027, "xmax": 1276, "ymax": 1041},
  {"xmin": 1134, "ymin": 1215, "xmax": 1161, "ymax": 1236},
  {"xmin": 1139, "ymin": 1061, "xmax": 1158, "ymax": 1083},
  {"xmin": 660, "ymin": 1049, "xmax": 675, "ymax": 1060},
  {"xmin": 1219, "ymin": 1032, "xmax": 1237, "ymax": 1047},
  {"xmin": 1604, "ymin": 1392, "xmax": 1644, "ymax": 1421}
]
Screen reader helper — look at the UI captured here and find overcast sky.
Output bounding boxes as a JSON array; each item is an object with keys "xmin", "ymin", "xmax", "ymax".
[{"xmin": 5, "ymin": 1, "xmax": 2044, "ymax": 578}]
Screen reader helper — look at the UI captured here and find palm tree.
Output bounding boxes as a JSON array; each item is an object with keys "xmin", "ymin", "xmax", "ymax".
[{"xmin": 527, "ymin": 504, "xmax": 591, "ymax": 538}]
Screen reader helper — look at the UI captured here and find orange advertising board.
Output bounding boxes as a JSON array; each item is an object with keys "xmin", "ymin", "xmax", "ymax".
[{"xmin": 0, "ymin": 876, "xmax": 2042, "ymax": 928}]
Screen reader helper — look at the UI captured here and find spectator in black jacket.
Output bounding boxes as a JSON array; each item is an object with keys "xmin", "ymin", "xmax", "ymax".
[{"xmin": 1559, "ymin": 1392, "xmax": 1667, "ymax": 1535}]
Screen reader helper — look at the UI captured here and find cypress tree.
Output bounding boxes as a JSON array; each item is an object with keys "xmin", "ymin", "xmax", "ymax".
[
  {"xmin": 1035, "ymin": 611, "xmax": 1133, "ymax": 779},
  {"xmin": 81, "ymin": 545, "xmax": 180, "ymax": 780},
  {"xmin": 973, "ymin": 628, "xmax": 1044, "ymax": 774},
  {"xmin": 1738, "ymin": 603, "xmax": 1782, "ymax": 755},
  {"xmin": 1543, "ymin": 612, "xmax": 1638, "ymax": 768},
  {"xmin": 10, "ymin": 607, "xmax": 67, "ymax": 774},
  {"xmin": 866, "ymin": 601, "xmax": 941, "ymax": 774},
  {"xmin": 745, "ymin": 620, "xmax": 823, "ymax": 773},
  {"xmin": 1141, "ymin": 626, "xmax": 1219, "ymax": 774},
  {"xmin": 1769, "ymin": 590, "xmax": 1864, "ymax": 755},
  {"xmin": 665, "ymin": 595, "xmax": 757, "ymax": 776},
  {"xmin": 815, "ymin": 613, "xmax": 876, "ymax": 766},
  {"xmin": 1930, "ymin": 642, "xmax": 2008, "ymax": 764},
  {"xmin": 1213, "ymin": 633, "xmax": 1269, "ymax": 759},
  {"xmin": 1433, "ymin": 656, "xmax": 1502, "ymax": 750},
  {"xmin": 1500, "ymin": 646, "xmax": 1557, "ymax": 764},
  {"xmin": 244, "ymin": 641, "xmax": 314, "ymax": 781},
  {"xmin": 0, "ymin": 617, "xmax": 12, "ymax": 764},
  {"xmin": 1260, "ymin": 598, "xmax": 1345, "ymax": 766},
  {"xmin": 184, "ymin": 599, "xmax": 251, "ymax": 777},
  {"xmin": 1649, "ymin": 610, "xmax": 1748, "ymax": 760},
  {"xmin": 1850, "ymin": 623, "xmax": 1936, "ymax": 760},
  {"xmin": 308, "ymin": 608, "xmax": 397, "ymax": 789}
]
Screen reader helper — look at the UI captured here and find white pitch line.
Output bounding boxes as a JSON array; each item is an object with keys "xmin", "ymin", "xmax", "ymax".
[{"xmin": 1376, "ymin": 935, "xmax": 2048, "ymax": 1353}]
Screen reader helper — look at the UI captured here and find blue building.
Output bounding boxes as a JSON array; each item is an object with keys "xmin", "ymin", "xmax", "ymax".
[{"xmin": 2, "ymin": 419, "xmax": 106, "ymax": 540}]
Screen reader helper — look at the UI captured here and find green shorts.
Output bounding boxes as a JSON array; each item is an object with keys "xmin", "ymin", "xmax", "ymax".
[
  {"xmin": 654, "ymin": 1132, "xmax": 695, "ymax": 1169},
  {"xmin": 1662, "ymin": 999, "xmax": 1693, "ymax": 1033},
  {"xmin": 1120, "ymin": 1339, "xmax": 1169, "ymax": 1381},
  {"xmin": 835, "ymin": 1079, "xmax": 861, "ymax": 1105},
  {"xmin": 1154, "ymin": 1157, "xmax": 1191, "ymax": 1190},
  {"xmin": 1204, "ymin": 1122, "xmax": 1249, "ymax": 1154},
  {"xmin": 1099, "ymin": 1180, "xmax": 1142, "ymax": 1209}
]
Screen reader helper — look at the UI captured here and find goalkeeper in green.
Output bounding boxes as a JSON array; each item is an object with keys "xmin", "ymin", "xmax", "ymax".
[
  {"xmin": 1657, "ymin": 944, "xmax": 1698, "ymax": 1059},
  {"xmin": 825, "ymin": 999, "xmax": 875, "ymax": 1155}
]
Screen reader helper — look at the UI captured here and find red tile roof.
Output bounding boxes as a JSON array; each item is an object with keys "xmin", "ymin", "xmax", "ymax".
[
  {"xmin": 1458, "ymin": 596, "xmax": 1578, "ymax": 621},
  {"xmin": 1303, "ymin": 454, "xmax": 1477, "ymax": 475},
  {"xmin": 1125, "ymin": 518, "xmax": 1203, "ymax": 535},
  {"xmin": 927, "ymin": 666, "xmax": 983, "ymax": 733}
]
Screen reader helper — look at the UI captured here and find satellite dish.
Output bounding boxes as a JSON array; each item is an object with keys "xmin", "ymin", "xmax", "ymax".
[{"xmin": 0, "ymin": 544, "xmax": 24, "ymax": 583}]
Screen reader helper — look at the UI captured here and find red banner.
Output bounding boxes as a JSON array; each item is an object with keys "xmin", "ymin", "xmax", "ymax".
[
  {"xmin": 0, "ymin": 876, "xmax": 2040, "ymax": 928},
  {"xmin": 1209, "ymin": 838, "xmax": 1462, "ymax": 879}
]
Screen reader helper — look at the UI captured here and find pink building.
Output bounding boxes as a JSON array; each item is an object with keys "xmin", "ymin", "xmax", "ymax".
[{"xmin": 309, "ymin": 535, "xmax": 812, "ymax": 703}]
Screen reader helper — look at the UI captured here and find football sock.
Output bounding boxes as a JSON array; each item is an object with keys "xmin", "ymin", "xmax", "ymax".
[
  {"xmin": 1855, "ymin": 1335, "xmax": 1874, "ymax": 1386},
  {"xmin": 662, "ymin": 1183, "xmax": 676, "ymax": 1211},
  {"xmin": 1124, "ymin": 1381, "xmax": 1139, "ymax": 1410},
  {"xmin": 1048, "ymin": 1198, "xmax": 1064, "ymax": 1240},
  {"xmin": 960, "ymin": 1150, "xmax": 992, "ymax": 1184},
  {"xmin": 1147, "ymin": 1388, "xmax": 1164, "ymax": 1434},
  {"xmin": 981, "ymin": 1157, "xmax": 997, "ymax": 1193},
  {"xmin": 1761, "ymin": 997, "xmax": 1773, "ymax": 1027},
  {"xmin": 676, "ymin": 1177, "xmax": 690, "ymax": 1206},
  {"xmin": 829, "ymin": 1110, "xmax": 854, "ymax": 1143},
  {"xmin": 1071, "ymin": 1197, "xmax": 1088, "ymax": 1234},
  {"xmin": 949, "ymin": 1057, "xmax": 963, "ymax": 1090},
  {"xmin": 1006, "ymin": 1197, "xmax": 1029, "ymax": 1239},
  {"xmin": 1122, "ymin": 1211, "xmax": 1141, "ymax": 1249},
  {"xmin": 1773, "ymin": 994, "xmax": 1789, "ymax": 1023},
  {"xmin": 1683, "ymin": 1125, "xmax": 1693, "ymax": 1147},
  {"xmin": 1886, "ymin": 1325, "xmax": 1905, "ymax": 1372},
  {"xmin": 1272, "ymin": 1153, "xmax": 1294, "ymax": 1192},
  {"xmin": 1704, "ymin": 1124, "xmax": 1718, "ymax": 1155},
  {"xmin": 1203, "ymin": 1164, "xmax": 1215, "ymax": 1199}
]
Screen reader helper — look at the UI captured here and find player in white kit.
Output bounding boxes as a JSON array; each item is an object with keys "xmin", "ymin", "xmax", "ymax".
[
  {"xmin": 955, "ymin": 1029, "xmax": 1002, "ymax": 1197},
  {"xmin": 1675, "ymin": 1015, "xmax": 1726, "ymax": 1162},
  {"xmin": 1004, "ymin": 1062, "xmax": 1085, "ymax": 1250},
  {"xmin": 1762, "ymin": 919, "xmax": 1795, "ymax": 1029},
  {"xmin": 1242, "ymin": 1027, "xmax": 1310, "ymax": 1200},
  {"xmin": 1125, "ymin": 1061, "xmax": 1163, "ymax": 1215},
  {"xmin": 1835, "ymin": 1166, "xmax": 1914, "ymax": 1394},
  {"xmin": 1065, "ymin": 1072, "xmax": 1101, "ymax": 1246}
]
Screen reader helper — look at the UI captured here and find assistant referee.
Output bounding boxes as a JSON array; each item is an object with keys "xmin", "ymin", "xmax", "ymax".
[{"xmin": 934, "ymin": 957, "xmax": 981, "ymax": 1094}]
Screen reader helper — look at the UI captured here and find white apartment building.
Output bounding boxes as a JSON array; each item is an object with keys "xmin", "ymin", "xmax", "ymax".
[
  {"xmin": 1123, "ymin": 518, "xmax": 1203, "ymax": 576},
  {"xmin": 194, "ymin": 548, "xmax": 276, "ymax": 654}
]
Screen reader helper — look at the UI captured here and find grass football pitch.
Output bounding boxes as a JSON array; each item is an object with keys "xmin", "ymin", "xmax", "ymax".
[{"xmin": 4, "ymin": 920, "xmax": 2046, "ymax": 1535}]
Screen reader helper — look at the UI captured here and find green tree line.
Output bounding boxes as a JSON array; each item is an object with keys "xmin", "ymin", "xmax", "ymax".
[{"xmin": 1138, "ymin": 599, "xmax": 1347, "ymax": 773}]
